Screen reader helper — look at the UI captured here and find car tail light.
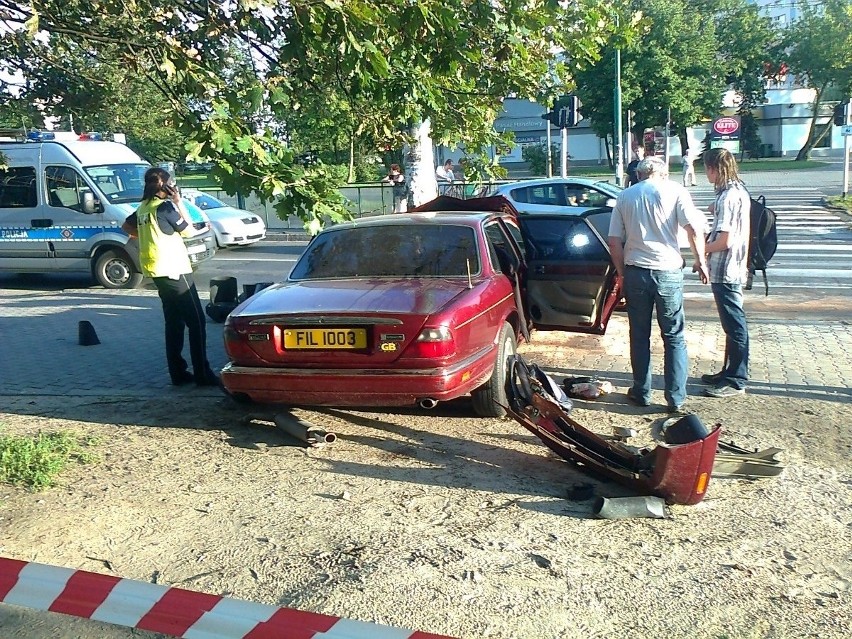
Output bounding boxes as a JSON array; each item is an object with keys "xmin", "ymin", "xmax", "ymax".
[
  {"xmin": 404, "ymin": 327, "xmax": 455, "ymax": 358},
  {"xmin": 223, "ymin": 319, "xmax": 256, "ymax": 360}
]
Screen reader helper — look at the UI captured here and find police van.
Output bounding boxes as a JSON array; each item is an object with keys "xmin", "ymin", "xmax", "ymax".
[{"xmin": 0, "ymin": 131, "xmax": 217, "ymax": 288}]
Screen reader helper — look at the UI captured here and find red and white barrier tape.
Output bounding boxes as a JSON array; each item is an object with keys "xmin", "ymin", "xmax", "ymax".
[{"xmin": 0, "ymin": 557, "xmax": 456, "ymax": 638}]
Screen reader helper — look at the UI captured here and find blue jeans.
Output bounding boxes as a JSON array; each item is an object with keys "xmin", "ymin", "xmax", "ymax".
[
  {"xmin": 623, "ymin": 266, "xmax": 688, "ymax": 408},
  {"xmin": 711, "ymin": 282, "xmax": 749, "ymax": 389}
]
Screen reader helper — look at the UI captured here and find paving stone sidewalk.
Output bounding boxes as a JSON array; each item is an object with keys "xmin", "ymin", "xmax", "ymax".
[{"xmin": 1, "ymin": 287, "xmax": 848, "ymax": 404}]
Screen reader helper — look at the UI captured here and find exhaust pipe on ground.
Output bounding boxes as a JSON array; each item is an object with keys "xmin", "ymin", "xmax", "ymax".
[{"xmin": 418, "ymin": 398, "xmax": 438, "ymax": 409}]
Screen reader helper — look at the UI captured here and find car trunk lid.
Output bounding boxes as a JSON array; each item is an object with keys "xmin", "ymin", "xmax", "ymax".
[{"xmin": 226, "ymin": 278, "xmax": 470, "ymax": 365}]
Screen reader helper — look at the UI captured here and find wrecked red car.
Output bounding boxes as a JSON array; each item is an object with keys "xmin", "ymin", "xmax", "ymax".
[{"xmin": 220, "ymin": 196, "xmax": 622, "ymax": 416}]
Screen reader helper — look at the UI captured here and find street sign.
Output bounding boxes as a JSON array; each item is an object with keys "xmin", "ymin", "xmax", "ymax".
[
  {"xmin": 713, "ymin": 117, "xmax": 740, "ymax": 136},
  {"xmin": 842, "ymin": 125, "xmax": 852, "ymax": 136}
]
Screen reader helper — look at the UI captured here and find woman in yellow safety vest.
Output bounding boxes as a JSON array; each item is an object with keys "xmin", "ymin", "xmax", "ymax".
[{"xmin": 121, "ymin": 167, "xmax": 219, "ymax": 386}]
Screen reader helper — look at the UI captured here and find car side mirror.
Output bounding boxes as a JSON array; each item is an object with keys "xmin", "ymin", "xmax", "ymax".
[
  {"xmin": 82, "ymin": 191, "xmax": 102, "ymax": 215},
  {"xmin": 605, "ymin": 197, "xmax": 616, "ymax": 208}
]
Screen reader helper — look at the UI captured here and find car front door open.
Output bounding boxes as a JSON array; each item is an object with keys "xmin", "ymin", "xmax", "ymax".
[{"xmin": 518, "ymin": 210, "xmax": 621, "ymax": 335}]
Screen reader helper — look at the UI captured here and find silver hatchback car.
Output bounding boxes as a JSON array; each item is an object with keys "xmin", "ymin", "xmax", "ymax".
[{"xmin": 492, "ymin": 177, "xmax": 621, "ymax": 215}]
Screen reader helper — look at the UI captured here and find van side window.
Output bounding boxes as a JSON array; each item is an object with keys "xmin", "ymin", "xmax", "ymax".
[
  {"xmin": 0, "ymin": 167, "xmax": 38, "ymax": 208},
  {"xmin": 45, "ymin": 166, "xmax": 88, "ymax": 211}
]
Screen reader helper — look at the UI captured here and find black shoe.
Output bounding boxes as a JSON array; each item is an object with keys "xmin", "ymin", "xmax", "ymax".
[
  {"xmin": 171, "ymin": 371, "xmax": 194, "ymax": 386},
  {"xmin": 667, "ymin": 403, "xmax": 686, "ymax": 413},
  {"xmin": 626, "ymin": 388, "xmax": 650, "ymax": 407},
  {"xmin": 701, "ymin": 371, "xmax": 724, "ymax": 385},
  {"xmin": 195, "ymin": 371, "xmax": 221, "ymax": 387}
]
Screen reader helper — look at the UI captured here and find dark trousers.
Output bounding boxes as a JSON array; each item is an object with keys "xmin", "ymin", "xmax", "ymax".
[{"xmin": 153, "ymin": 274, "xmax": 213, "ymax": 382}]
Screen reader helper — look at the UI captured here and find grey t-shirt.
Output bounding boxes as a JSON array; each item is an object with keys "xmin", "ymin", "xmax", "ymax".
[{"xmin": 608, "ymin": 178, "xmax": 702, "ymax": 270}]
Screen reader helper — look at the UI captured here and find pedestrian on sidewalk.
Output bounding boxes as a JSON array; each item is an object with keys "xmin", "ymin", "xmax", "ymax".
[
  {"xmin": 682, "ymin": 148, "xmax": 697, "ymax": 187},
  {"xmin": 435, "ymin": 159, "xmax": 455, "ymax": 195},
  {"xmin": 382, "ymin": 164, "xmax": 409, "ymax": 213},
  {"xmin": 701, "ymin": 148, "xmax": 751, "ymax": 398},
  {"xmin": 121, "ymin": 168, "xmax": 219, "ymax": 387},
  {"xmin": 607, "ymin": 156, "xmax": 709, "ymax": 412}
]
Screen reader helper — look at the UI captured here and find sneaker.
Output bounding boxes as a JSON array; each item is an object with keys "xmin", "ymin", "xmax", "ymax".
[
  {"xmin": 705, "ymin": 384, "xmax": 745, "ymax": 398},
  {"xmin": 667, "ymin": 403, "xmax": 686, "ymax": 414},
  {"xmin": 701, "ymin": 371, "xmax": 724, "ymax": 385},
  {"xmin": 626, "ymin": 388, "xmax": 650, "ymax": 407}
]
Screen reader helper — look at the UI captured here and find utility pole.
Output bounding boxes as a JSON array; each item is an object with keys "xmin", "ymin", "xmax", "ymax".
[
  {"xmin": 664, "ymin": 107, "xmax": 671, "ymax": 168},
  {"xmin": 843, "ymin": 97, "xmax": 851, "ymax": 197},
  {"xmin": 614, "ymin": 48, "xmax": 624, "ymax": 186},
  {"xmin": 546, "ymin": 122, "xmax": 553, "ymax": 178}
]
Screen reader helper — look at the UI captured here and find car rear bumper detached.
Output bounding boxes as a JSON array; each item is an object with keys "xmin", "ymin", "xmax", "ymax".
[{"xmin": 220, "ymin": 355, "xmax": 494, "ymax": 407}]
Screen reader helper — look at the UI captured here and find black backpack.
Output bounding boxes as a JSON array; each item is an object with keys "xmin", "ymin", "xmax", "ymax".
[{"xmin": 747, "ymin": 195, "xmax": 778, "ymax": 296}]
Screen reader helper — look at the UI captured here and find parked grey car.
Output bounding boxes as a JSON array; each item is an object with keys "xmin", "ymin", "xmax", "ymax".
[{"xmin": 492, "ymin": 177, "xmax": 621, "ymax": 215}]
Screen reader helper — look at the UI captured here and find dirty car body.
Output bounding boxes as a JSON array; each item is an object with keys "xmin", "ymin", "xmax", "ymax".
[{"xmin": 220, "ymin": 197, "xmax": 622, "ymax": 416}]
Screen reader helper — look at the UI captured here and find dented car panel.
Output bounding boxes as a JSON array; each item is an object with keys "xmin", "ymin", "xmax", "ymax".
[{"xmin": 506, "ymin": 357, "xmax": 721, "ymax": 506}]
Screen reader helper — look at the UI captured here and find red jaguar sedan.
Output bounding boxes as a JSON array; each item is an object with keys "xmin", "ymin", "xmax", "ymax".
[{"xmin": 220, "ymin": 197, "xmax": 621, "ymax": 416}]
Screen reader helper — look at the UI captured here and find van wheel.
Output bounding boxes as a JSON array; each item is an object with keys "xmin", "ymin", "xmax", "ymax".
[
  {"xmin": 94, "ymin": 250, "xmax": 143, "ymax": 289},
  {"xmin": 471, "ymin": 322, "xmax": 517, "ymax": 418}
]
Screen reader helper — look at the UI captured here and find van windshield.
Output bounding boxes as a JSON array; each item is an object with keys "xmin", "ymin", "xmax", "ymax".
[{"xmin": 84, "ymin": 164, "xmax": 150, "ymax": 204}]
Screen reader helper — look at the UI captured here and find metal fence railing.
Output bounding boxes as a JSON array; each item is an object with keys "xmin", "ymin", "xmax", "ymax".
[{"xmin": 188, "ymin": 181, "xmax": 508, "ymax": 233}]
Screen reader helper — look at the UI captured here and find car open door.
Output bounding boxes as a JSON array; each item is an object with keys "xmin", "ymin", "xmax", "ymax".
[{"xmin": 517, "ymin": 209, "xmax": 621, "ymax": 335}]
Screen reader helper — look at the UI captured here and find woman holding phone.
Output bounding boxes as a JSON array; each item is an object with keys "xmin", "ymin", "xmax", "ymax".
[{"xmin": 121, "ymin": 167, "xmax": 219, "ymax": 387}]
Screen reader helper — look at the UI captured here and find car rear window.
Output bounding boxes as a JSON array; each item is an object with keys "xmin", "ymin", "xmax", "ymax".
[{"xmin": 291, "ymin": 224, "xmax": 480, "ymax": 279}]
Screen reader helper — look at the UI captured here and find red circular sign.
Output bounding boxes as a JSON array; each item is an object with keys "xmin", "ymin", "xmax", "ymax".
[{"xmin": 713, "ymin": 117, "xmax": 739, "ymax": 135}]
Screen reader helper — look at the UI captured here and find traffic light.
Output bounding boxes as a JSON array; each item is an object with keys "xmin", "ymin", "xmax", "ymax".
[
  {"xmin": 540, "ymin": 111, "xmax": 559, "ymax": 126},
  {"xmin": 566, "ymin": 95, "xmax": 583, "ymax": 127},
  {"xmin": 834, "ymin": 103, "xmax": 848, "ymax": 127},
  {"xmin": 552, "ymin": 94, "xmax": 583, "ymax": 128}
]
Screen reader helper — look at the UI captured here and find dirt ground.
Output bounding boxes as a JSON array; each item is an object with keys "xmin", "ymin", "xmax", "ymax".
[{"xmin": 2, "ymin": 354, "xmax": 851, "ymax": 639}]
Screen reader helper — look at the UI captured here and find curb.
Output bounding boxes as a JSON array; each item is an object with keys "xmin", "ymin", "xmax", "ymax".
[{"xmin": 0, "ymin": 557, "xmax": 455, "ymax": 639}]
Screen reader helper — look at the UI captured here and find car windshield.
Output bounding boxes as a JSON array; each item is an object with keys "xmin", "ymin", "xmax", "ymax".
[
  {"xmin": 193, "ymin": 193, "xmax": 227, "ymax": 210},
  {"xmin": 291, "ymin": 224, "xmax": 480, "ymax": 279},
  {"xmin": 593, "ymin": 180, "xmax": 622, "ymax": 195},
  {"xmin": 84, "ymin": 164, "xmax": 150, "ymax": 204}
]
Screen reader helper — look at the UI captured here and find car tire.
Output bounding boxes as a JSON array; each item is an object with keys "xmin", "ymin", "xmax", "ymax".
[
  {"xmin": 93, "ymin": 249, "xmax": 143, "ymax": 289},
  {"xmin": 471, "ymin": 321, "xmax": 517, "ymax": 418}
]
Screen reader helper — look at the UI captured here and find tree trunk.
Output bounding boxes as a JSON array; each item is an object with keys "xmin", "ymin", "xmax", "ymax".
[
  {"xmin": 405, "ymin": 119, "xmax": 438, "ymax": 207},
  {"xmin": 678, "ymin": 130, "xmax": 689, "ymax": 156},
  {"xmin": 796, "ymin": 83, "xmax": 827, "ymax": 161}
]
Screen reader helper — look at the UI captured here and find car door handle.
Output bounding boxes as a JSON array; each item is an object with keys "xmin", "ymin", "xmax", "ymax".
[{"xmin": 31, "ymin": 218, "xmax": 53, "ymax": 228}]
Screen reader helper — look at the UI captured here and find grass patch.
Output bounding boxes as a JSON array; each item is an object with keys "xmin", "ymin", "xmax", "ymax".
[
  {"xmin": 176, "ymin": 174, "xmax": 220, "ymax": 189},
  {"xmin": 826, "ymin": 195, "xmax": 852, "ymax": 213},
  {"xmin": 0, "ymin": 429, "xmax": 99, "ymax": 490}
]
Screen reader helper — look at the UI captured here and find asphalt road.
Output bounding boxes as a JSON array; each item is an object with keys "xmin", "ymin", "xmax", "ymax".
[{"xmin": 191, "ymin": 180, "xmax": 852, "ymax": 322}]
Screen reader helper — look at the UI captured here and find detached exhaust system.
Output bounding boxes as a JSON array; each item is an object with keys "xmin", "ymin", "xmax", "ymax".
[{"xmin": 418, "ymin": 398, "xmax": 438, "ymax": 409}]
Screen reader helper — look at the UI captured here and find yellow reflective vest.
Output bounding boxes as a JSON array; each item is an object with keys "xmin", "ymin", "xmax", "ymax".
[{"xmin": 136, "ymin": 198, "xmax": 192, "ymax": 278}]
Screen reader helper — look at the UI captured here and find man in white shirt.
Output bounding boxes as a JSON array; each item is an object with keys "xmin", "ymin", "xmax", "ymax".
[
  {"xmin": 607, "ymin": 156, "xmax": 709, "ymax": 412},
  {"xmin": 435, "ymin": 159, "xmax": 455, "ymax": 194}
]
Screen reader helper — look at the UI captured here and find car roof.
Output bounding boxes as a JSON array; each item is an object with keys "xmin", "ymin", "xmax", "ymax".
[
  {"xmin": 329, "ymin": 211, "xmax": 496, "ymax": 232},
  {"xmin": 495, "ymin": 177, "xmax": 618, "ymax": 191}
]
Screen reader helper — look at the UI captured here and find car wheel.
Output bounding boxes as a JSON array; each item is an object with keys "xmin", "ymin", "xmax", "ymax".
[
  {"xmin": 471, "ymin": 321, "xmax": 517, "ymax": 418},
  {"xmin": 93, "ymin": 249, "xmax": 143, "ymax": 289}
]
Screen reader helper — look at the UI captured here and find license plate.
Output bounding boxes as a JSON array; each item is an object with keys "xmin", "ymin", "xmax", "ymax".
[
  {"xmin": 284, "ymin": 328, "xmax": 367, "ymax": 350},
  {"xmin": 186, "ymin": 243, "xmax": 207, "ymax": 254}
]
